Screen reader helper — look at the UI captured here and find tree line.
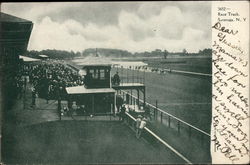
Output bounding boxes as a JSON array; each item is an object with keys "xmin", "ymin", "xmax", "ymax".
[{"xmin": 25, "ymin": 48, "xmax": 212, "ymax": 59}]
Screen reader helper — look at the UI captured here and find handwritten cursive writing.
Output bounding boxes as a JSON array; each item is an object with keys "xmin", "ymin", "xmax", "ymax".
[
  {"xmin": 212, "ymin": 22, "xmax": 238, "ymax": 35},
  {"xmin": 211, "ymin": 16, "xmax": 249, "ymax": 164}
]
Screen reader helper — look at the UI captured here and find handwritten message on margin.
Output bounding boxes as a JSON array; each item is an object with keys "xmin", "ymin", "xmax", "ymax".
[{"xmin": 211, "ymin": 2, "xmax": 249, "ymax": 164}]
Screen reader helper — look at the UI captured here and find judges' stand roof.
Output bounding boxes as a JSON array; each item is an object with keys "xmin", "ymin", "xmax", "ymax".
[
  {"xmin": 112, "ymin": 83, "xmax": 145, "ymax": 90},
  {"xmin": 66, "ymin": 86, "xmax": 115, "ymax": 95}
]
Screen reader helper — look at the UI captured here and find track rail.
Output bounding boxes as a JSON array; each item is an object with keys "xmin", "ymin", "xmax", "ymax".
[
  {"xmin": 125, "ymin": 112, "xmax": 192, "ymax": 164},
  {"xmin": 122, "ymin": 90, "xmax": 211, "ymax": 137}
]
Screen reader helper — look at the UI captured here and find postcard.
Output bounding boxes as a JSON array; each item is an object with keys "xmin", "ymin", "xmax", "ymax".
[{"xmin": 0, "ymin": 1, "xmax": 249, "ymax": 164}]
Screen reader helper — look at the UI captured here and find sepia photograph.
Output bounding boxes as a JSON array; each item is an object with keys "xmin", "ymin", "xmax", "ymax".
[{"xmin": 1, "ymin": 1, "xmax": 215, "ymax": 164}]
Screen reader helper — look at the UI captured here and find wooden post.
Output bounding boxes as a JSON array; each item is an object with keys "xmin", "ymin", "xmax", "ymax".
[
  {"xmin": 155, "ymin": 100, "xmax": 158, "ymax": 120},
  {"xmin": 143, "ymin": 88, "xmax": 146, "ymax": 109},
  {"xmin": 178, "ymin": 121, "xmax": 180, "ymax": 133},
  {"xmin": 189, "ymin": 126, "xmax": 191, "ymax": 138},
  {"xmin": 92, "ymin": 94, "xmax": 94, "ymax": 115},
  {"xmin": 154, "ymin": 107, "xmax": 156, "ymax": 120},
  {"xmin": 161, "ymin": 112, "xmax": 163, "ymax": 123},
  {"xmin": 168, "ymin": 116, "xmax": 171, "ymax": 127}
]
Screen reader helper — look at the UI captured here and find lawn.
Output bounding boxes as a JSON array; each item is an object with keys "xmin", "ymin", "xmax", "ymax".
[{"xmin": 2, "ymin": 121, "xmax": 184, "ymax": 164}]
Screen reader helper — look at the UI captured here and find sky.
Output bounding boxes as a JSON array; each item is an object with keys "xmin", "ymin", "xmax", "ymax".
[{"xmin": 2, "ymin": 2, "xmax": 211, "ymax": 53}]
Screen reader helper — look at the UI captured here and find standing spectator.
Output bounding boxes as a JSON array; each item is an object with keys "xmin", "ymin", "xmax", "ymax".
[
  {"xmin": 137, "ymin": 117, "xmax": 147, "ymax": 139},
  {"xmin": 72, "ymin": 101, "xmax": 77, "ymax": 116},
  {"xmin": 119, "ymin": 104, "xmax": 126, "ymax": 122},
  {"xmin": 113, "ymin": 72, "xmax": 120, "ymax": 85},
  {"xmin": 116, "ymin": 95, "xmax": 123, "ymax": 113},
  {"xmin": 31, "ymin": 87, "xmax": 36, "ymax": 107},
  {"xmin": 136, "ymin": 115, "xmax": 142, "ymax": 139}
]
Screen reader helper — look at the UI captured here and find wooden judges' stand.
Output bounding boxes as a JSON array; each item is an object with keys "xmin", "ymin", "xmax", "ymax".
[{"xmin": 65, "ymin": 57, "xmax": 146, "ymax": 116}]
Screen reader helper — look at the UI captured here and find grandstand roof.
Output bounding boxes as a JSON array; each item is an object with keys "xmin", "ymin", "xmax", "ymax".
[
  {"xmin": 0, "ymin": 12, "xmax": 31, "ymax": 23},
  {"xmin": 20, "ymin": 55, "xmax": 40, "ymax": 62},
  {"xmin": 0, "ymin": 12, "xmax": 33, "ymax": 54}
]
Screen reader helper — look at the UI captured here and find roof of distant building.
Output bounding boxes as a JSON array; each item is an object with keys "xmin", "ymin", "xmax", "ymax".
[{"xmin": 39, "ymin": 55, "xmax": 49, "ymax": 58}]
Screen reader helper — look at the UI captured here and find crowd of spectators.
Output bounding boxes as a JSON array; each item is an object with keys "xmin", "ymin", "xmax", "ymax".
[{"xmin": 21, "ymin": 60, "xmax": 84, "ymax": 101}]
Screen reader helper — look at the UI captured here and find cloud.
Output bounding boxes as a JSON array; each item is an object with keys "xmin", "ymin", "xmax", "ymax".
[{"xmin": 2, "ymin": 2, "xmax": 211, "ymax": 53}]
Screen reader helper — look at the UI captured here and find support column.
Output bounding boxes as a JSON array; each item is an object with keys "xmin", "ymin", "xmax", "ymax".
[
  {"xmin": 143, "ymin": 87, "xmax": 146, "ymax": 109},
  {"xmin": 137, "ymin": 89, "xmax": 140, "ymax": 107},
  {"xmin": 121, "ymin": 66, "xmax": 123, "ymax": 85},
  {"xmin": 130, "ymin": 89, "xmax": 132, "ymax": 105},
  {"xmin": 133, "ymin": 66, "xmax": 135, "ymax": 84},
  {"xmin": 114, "ymin": 92, "xmax": 116, "ymax": 115}
]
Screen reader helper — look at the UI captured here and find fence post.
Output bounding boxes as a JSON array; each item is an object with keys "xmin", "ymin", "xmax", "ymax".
[
  {"xmin": 178, "ymin": 121, "xmax": 180, "ymax": 133},
  {"xmin": 160, "ymin": 112, "xmax": 163, "ymax": 123},
  {"xmin": 154, "ymin": 106, "xmax": 156, "ymax": 120},
  {"xmin": 189, "ymin": 126, "xmax": 191, "ymax": 138},
  {"xmin": 155, "ymin": 100, "xmax": 158, "ymax": 120},
  {"xmin": 168, "ymin": 116, "xmax": 171, "ymax": 127}
]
